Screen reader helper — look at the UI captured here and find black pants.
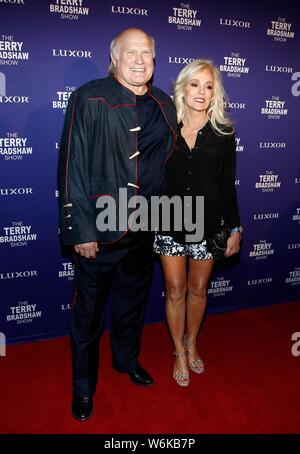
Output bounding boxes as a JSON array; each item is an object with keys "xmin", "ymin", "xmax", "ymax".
[{"xmin": 70, "ymin": 231, "xmax": 154, "ymax": 398}]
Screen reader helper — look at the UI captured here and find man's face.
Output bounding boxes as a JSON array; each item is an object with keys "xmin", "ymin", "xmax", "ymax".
[{"xmin": 112, "ymin": 30, "xmax": 154, "ymax": 93}]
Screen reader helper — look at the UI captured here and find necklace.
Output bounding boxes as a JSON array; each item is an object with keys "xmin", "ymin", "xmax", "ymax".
[{"xmin": 184, "ymin": 116, "xmax": 208, "ymax": 133}]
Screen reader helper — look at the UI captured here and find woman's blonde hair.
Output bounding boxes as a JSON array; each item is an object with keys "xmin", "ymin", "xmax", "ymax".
[{"xmin": 173, "ymin": 59, "xmax": 233, "ymax": 135}]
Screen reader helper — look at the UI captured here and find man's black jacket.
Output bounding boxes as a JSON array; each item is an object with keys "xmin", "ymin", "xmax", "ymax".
[{"xmin": 58, "ymin": 76, "xmax": 177, "ymax": 245}]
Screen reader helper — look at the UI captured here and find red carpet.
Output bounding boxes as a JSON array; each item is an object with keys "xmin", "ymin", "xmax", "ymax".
[{"xmin": 1, "ymin": 301, "xmax": 300, "ymax": 434}]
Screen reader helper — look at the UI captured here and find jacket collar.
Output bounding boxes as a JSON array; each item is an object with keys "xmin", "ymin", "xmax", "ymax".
[
  {"xmin": 110, "ymin": 76, "xmax": 136, "ymax": 101},
  {"xmin": 110, "ymin": 75, "xmax": 169, "ymax": 105},
  {"xmin": 111, "ymin": 75, "xmax": 151, "ymax": 101}
]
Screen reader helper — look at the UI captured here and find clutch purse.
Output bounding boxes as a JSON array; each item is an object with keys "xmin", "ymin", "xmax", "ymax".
[{"xmin": 206, "ymin": 225, "xmax": 230, "ymax": 260}]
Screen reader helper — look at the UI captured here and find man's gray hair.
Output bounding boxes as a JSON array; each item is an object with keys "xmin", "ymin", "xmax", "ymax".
[{"xmin": 108, "ymin": 30, "xmax": 156, "ymax": 75}]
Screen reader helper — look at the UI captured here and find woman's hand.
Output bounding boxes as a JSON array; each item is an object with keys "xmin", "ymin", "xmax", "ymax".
[{"xmin": 224, "ymin": 232, "xmax": 241, "ymax": 257}]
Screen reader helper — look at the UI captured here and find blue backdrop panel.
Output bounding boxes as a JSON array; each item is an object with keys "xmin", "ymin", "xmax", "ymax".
[{"xmin": 0, "ymin": 0, "xmax": 299, "ymax": 343}]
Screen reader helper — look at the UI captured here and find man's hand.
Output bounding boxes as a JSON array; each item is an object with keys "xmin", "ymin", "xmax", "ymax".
[
  {"xmin": 74, "ymin": 242, "xmax": 99, "ymax": 259},
  {"xmin": 224, "ymin": 232, "xmax": 241, "ymax": 257}
]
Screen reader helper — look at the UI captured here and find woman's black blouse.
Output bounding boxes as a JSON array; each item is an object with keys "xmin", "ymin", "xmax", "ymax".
[{"xmin": 160, "ymin": 121, "xmax": 240, "ymax": 244}]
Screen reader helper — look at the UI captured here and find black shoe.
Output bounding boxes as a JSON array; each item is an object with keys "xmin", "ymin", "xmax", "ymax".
[
  {"xmin": 128, "ymin": 365, "xmax": 154, "ymax": 387},
  {"xmin": 71, "ymin": 396, "xmax": 93, "ymax": 422}
]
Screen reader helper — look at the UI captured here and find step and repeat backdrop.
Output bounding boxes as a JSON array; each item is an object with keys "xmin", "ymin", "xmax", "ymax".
[{"xmin": 0, "ymin": 0, "xmax": 299, "ymax": 344}]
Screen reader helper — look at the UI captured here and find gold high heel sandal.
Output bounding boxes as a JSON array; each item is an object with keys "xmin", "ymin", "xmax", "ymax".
[
  {"xmin": 184, "ymin": 335, "xmax": 204, "ymax": 374},
  {"xmin": 172, "ymin": 351, "xmax": 190, "ymax": 387}
]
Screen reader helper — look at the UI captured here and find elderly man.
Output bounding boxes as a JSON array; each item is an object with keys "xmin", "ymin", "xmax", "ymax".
[{"xmin": 58, "ymin": 28, "xmax": 176, "ymax": 421}]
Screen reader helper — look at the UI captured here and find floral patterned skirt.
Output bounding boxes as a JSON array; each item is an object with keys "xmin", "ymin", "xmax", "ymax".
[{"xmin": 153, "ymin": 233, "xmax": 214, "ymax": 260}]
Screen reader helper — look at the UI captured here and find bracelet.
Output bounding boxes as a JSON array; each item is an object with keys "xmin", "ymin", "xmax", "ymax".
[{"xmin": 230, "ymin": 226, "xmax": 243, "ymax": 234}]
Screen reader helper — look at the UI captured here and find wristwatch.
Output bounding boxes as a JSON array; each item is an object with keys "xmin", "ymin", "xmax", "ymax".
[{"xmin": 230, "ymin": 226, "xmax": 243, "ymax": 235}]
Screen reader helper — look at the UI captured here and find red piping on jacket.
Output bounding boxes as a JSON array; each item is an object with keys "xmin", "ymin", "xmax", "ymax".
[
  {"xmin": 87, "ymin": 94, "xmax": 140, "ymax": 245},
  {"xmin": 104, "ymin": 95, "xmax": 140, "ymax": 245},
  {"xmin": 91, "ymin": 193, "xmax": 113, "ymax": 200},
  {"xmin": 88, "ymin": 97, "xmax": 136, "ymax": 109},
  {"xmin": 128, "ymin": 98, "xmax": 140, "ymax": 233},
  {"xmin": 65, "ymin": 92, "xmax": 77, "ymax": 221}
]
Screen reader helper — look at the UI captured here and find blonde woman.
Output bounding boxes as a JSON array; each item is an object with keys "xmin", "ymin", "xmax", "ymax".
[{"xmin": 154, "ymin": 60, "xmax": 242, "ymax": 386}]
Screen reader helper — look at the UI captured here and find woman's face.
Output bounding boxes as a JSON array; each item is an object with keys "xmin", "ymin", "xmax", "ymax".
[{"xmin": 183, "ymin": 68, "xmax": 214, "ymax": 114}]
